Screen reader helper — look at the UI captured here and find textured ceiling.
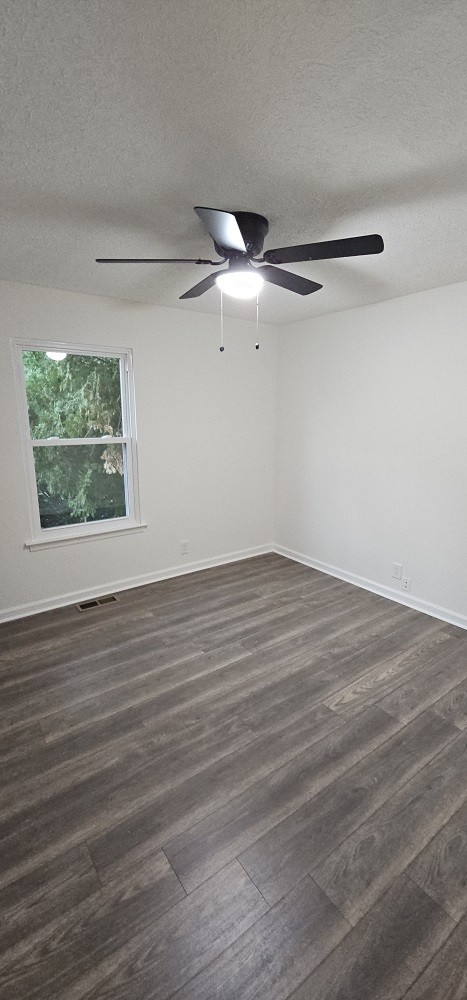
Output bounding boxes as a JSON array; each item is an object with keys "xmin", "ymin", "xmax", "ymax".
[{"xmin": 1, "ymin": 0, "xmax": 465, "ymax": 325}]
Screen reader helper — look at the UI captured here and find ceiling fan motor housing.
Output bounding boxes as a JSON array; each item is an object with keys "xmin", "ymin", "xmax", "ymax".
[{"xmin": 214, "ymin": 211, "xmax": 269, "ymax": 259}]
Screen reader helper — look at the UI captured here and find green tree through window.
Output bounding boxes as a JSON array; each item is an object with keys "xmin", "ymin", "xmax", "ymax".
[{"xmin": 22, "ymin": 351, "xmax": 127, "ymax": 527}]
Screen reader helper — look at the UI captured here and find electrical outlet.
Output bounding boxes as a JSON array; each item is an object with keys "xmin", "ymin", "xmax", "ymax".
[
  {"xmin": 392, "ymin": 562, "xmax": 403, "ymax": 580},
  {"xmin": 402, "ymin": 577, "xmax": 411, "ymax": 592},
  {"xmin": 180, "ymin": 540, "xmax": 189, "ymax": 555}
]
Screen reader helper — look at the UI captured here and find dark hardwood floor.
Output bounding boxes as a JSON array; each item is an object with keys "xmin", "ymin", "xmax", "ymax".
[{"xmin": 0, "ymin": 553, "xmax": 466, "ymax": 999}]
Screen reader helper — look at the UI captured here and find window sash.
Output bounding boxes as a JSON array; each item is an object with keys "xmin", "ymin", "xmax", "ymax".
[
  {"xmin": 31, "ymin": 437, "xmax": 127, "ymax": 446},
  {"xmin": 13, "ymin": 340, "xmax": 142, "ymax": 543}
]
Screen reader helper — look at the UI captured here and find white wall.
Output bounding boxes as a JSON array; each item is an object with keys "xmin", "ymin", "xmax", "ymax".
[
  {"xmin": 2, "ymin": 278, "xmax": 466, "ymax": 627},
  {"xmin": 275, "ymin": 282, "xmax": 467, "ymax": 627},
  {"xmin": 0, "ymin": 280, "xmax": 278, "ymax": 619}
]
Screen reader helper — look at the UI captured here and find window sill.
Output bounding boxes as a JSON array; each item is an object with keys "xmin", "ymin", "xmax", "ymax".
[{"xmin": 25, "ymin": 521, "xmax": 148, "ymax": 551}]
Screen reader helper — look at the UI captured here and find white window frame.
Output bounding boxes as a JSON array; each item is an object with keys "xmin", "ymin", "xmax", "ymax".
[{"xmin": 12, "ymin": 339, "xmax": 146, "ymax": 549}]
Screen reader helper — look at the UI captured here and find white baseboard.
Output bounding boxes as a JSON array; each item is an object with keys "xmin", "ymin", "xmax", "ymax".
[
  {"xmin": 0, "ymin": 544, "xmax": 274, "ymax": 623},
  {"xmin": 3, "ymin": 541, "xmax": 466, "ymax": 631},
  {"xmin": 273, "ymin": 544, "xmax": 467, "ymax": 631}
]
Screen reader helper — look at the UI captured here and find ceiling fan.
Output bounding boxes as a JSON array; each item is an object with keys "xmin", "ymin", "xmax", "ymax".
[{"xmin": 96, "ymin": 207, "xmax": 384, "ymax": 300}]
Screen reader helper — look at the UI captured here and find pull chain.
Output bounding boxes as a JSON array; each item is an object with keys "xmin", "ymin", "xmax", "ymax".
[
  {"xmin": 219, "ymin": 290, "xmax": 259, "ymax": 352},
  {"xmin": 219, "ymin": 289, "xmax": 224, "ymax": 352}
]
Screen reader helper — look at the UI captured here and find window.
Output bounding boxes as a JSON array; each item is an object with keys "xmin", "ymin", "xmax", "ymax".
[{"xmin": 14, "ymin": 341, "xmax": 144, "ymax": 548}]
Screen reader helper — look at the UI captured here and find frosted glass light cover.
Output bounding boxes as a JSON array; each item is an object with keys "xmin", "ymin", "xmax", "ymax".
[{"xmin": 215, "ymin": 270, "xmax": 263, "ymax": 299}]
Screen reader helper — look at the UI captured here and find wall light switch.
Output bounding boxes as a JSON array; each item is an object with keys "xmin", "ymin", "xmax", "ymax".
[
  {"xmin": 392, "ymin": 562, "xmax": 403, "ymax": 580},
  {"xmin": 180, "ymin": 540, "xmax": 189, "ymax": 555}
]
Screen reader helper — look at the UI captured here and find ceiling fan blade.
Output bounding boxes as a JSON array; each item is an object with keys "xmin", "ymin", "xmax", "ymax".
[
  {"xmin": 264, "ymin": 234, "xmax": 384, "ymax": 265},
  {"xmin": 96, "ymin": 257, "xmax": 219, "ymax": 264},
  {"xmin": 194, "ymin": 207, "xmax": 246, "ymax": 253},
  {"xmin": 179, "ymin": 272, "xmax": 219, "ymax": 299},
  {"xmin": 256, "ymin": 265, "xmax": 322, "ymax": 296}
]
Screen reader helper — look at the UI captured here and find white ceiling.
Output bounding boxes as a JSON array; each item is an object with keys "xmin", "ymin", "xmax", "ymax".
[{"xmin": 1, "ymin": 0, "xmax": 465, "ymax": 325}]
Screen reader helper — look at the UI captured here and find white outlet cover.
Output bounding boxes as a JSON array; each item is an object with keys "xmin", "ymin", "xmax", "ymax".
[
  {"xmin": 392, "ymin": 563, "xmax": 403, "ymax": 580},
  {"xmin": 402, "ymin": 577, "xmax": 411, "ymax": 592}
]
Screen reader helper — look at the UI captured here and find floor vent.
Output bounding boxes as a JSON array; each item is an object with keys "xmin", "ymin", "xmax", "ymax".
[{"xmin": 76, "ymin": 595, "xmax": 117, "ymax": 612}]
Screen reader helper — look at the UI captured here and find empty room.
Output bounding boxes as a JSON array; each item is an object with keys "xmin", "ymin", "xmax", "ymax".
[{"xmin": 1, "ymin": 2, "xmax": 466, "ymax": 998}]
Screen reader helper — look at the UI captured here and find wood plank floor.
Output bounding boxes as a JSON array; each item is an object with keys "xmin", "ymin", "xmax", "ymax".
[{"xmin": 0, "ymin": 553, "xmax": 466, "ymax": 999}]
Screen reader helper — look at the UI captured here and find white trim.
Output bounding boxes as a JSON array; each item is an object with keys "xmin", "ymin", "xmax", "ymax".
[
  {"xmin": 12, "ymin": 337, "xmax": 132, "ymax": 359},
  {"xmin": 25, "ymin": 520, "xmax": 148, "ymax": 550},
  {"xmin": 11, "ymin": 339, "xmax": 44, "ymax": 538},
  {"xmin": 272, "ymin": 545, "xmax": 467, "ymax": 631},
  {"xmin": 0, "ymin": 544, "xmax": 273, "ymax": 622}
]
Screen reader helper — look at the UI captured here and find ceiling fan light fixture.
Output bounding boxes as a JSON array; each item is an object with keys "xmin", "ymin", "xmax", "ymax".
[
  {"xmin": 97, "ymin": 206, "xmax": 383, "ymax": 302},
  {"xmin": 215, "ymin": 269, "xmax": 264, "ymax": 300}
]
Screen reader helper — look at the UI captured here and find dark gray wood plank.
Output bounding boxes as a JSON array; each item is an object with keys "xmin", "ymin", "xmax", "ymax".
[
  {"xmin": 0, "ymin": 723, "xmax": 44, "ymax": 763},
  {"xmin": 0, "ymin": 713, "xmax": 254, "ymax": 819},
  {"xmin": 1, "ymin": 555, "xmax": 466, "ymax": 1000},
  {"xmin": 0, "ymin": 554, "xmax": 286, "ymax": 644},
  {"xmin": 41, "ymin": 700, "xmax": 189, "ymax": 760},
  {"xmin": 1, "ymin": 641, "xmax": 252, "ymax": 732},
  {"xmin": 324, "ymin": 628, "xmax": 463, "ymax": 719},
  {"xmin": 0, "ymin": 611, "xmax": 169, "ymax": 672},
  {"xmin": 43, "ymin": 861, "xmax": 267, "ymax": 1000},
  {"xmin": 377, "ymin": 648, "xmax": 467, "ymax": 724},
  {"xmin": 33, "ymin": 598, "xmax": 437, "ymax": 749},
  {"xmin": 0, "ymin": 745, "xmax": 155, "ymax": 888},
  {"xmin": 0, "ymin": 636, "xmax": 201, "ymax": 707},
  {"xmin": 259, "ymin": 573, "xmax": 345, "ymax": 601},
  {"xmin": 164, "ymin": 706, "xmax": 402, "ymax": 891},
  {"xmin": 241, "ymin": 598, "xmax": 408, "ymax": 660},
  {"xmin": 0, "ymin": 556, "xmax": 301, "ymax": 674},
  {"xmin": 0, "ymin": 850, "xmax": 187, "ymax": 1000},
  {"xmin": 175, "ymin": 609, "xmax": 440, "ymax": 740},
  {"xmin": 0, "ymin": 712, "xmax": 192, "ymax": 797},
  {"xmin": 0, "ymin": 621, "xmax": 169, "ymax": 688},
  {"xmin": 401, "ymin": 914, "xmax": 467, "ymax": 999},
  {"xmin": 172, "ymin": 877, "xmax": 349, "ymax": 1000},
  {"xmin": 407, "ymin": 798, "xmax": 467, "ymax": 921},
  {"xmin": 238, "ymin": 614, "xmax": 439, "ymax": 736},
  {"xmin": 0, "ymin": 712, "xmax": 261, "ymax": 886},
  {"xmin": 0, "ymin": 735, "xmax": 150, "ymax": 817},
  {"xmin": 159, "ymin": 594, "xmax": 304, "ymax": 649},
  {"xmin": 88, "ymin": 703, "xmax": 343, "ymax": 880},
  {"xmin": 239, "ymin": 586, "xmax": 395, "ymax": 654},
  {"xmin": 239, "ymin": 712, "xmax": 458, "ymax": 904},
  {"xmin": 315, "ymin": 729, "xmax": 466, "ymax": 924},
  {"xmin": 289, "ymin": 875, "xmax": 454, "ymax": 1000},
  {"xmin": 431, "ymin": 677, "xmax": 467, "ymax": 730},
  {"xmin": 0, "ymin": 845, "xmax": 100, "ymax": 957},
  {"xmin": 37, "ymin": 642, "xmax": 262, "ymax": 738}
]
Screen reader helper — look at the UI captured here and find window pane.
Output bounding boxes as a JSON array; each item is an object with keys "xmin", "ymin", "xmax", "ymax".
[
  {"xmin": 22, "ymin": 351, "xmax": 123, "ymax": 439},
  {"xmin": 33, "ymin": 444, "xmax": 128, "ymax": 528}
]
